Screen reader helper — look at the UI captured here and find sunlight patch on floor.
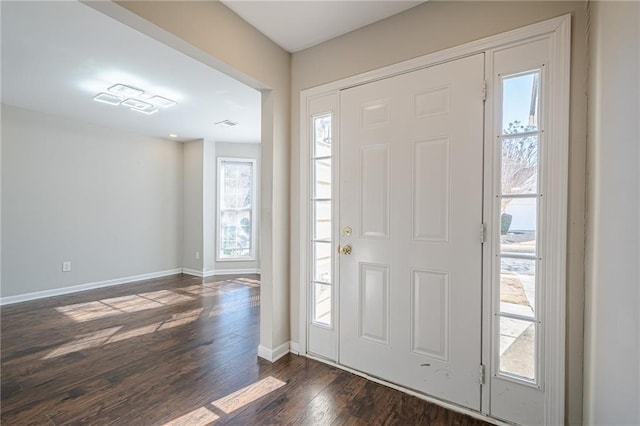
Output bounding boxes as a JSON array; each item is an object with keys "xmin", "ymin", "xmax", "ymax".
[
  {"xmin": 162, "ymin": 376, "xmax": 286, "ymax": 426},
  {"xmin": 43, "ymin": 309, "xmax": 204, "ymax": 359},
  {"xmin": 202, "ymin": 281, "xmax": 248, "ymax": 293},
  {"xmin": 180, "ymin": 285, "xmax": 221, "ymax": 297},
  {"xmin": 206, "ymin": 295, "xmax": 260, "ymax": 319},
  {"xmin": 212, "ymin": 376, "xmax": 286, "ymax": 414},
  {"xmin": 233, "ymin": 277, "xmax": 260, "ymax": 287},
  {"xmin": 107, "ymin": 323, "xmax": 160, "ymax": 344},
  {"xmin": 43, "ymin": 326, "xmax": 122, "ymax": 359},
  {"xmin": 156, "ymin": 308, "xmax": 204, "ymax": 331},
  {"xmin": 55, "ymin": 290, "xmax": 194, "ymax": 322},
  {"xmin": 44, "ymin": 281, "xmax": 260, "ymax": 359},
  {"xmin": 163, "ymin": 406, "xmax": 219, "ymax": 426}
]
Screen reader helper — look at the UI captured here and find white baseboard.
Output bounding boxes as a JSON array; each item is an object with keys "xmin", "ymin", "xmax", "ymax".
[
  {"xmin": 182, "ymin": 268, "xmax": 261, "ymax": 278},
  {"xmin": 0, "ymin": 268, "xmax": 183, "ymax": 306},
  {"xmin": 204, "ymin": 268, "xmax": 261, "ymax": 277},
  {"xmin": 257, "ymin": 341, "xmax": 291, "ymax": 362},
  {"xmin": 1, "ymin": 267, "xmax": 262, "ymax": 304},
  {"xmin": 289, "ymin": 341, "xmax": 301, "ymax": 355},
  {"xmin": 181, "ymin": 268, "xmax": 205, "ymax": 277}
]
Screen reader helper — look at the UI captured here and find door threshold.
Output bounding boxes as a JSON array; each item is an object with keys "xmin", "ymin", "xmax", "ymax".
[{"xmin": 301, "ymin": 352, "xmax": 510, "ymax": 426}]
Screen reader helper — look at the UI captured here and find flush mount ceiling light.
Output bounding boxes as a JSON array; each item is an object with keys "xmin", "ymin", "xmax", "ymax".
[
  {"xmin": 214, "ymin": 120, "xmax": 238, "ymax": 127},
  {"xmin": 93, "ymin": 83, "xmax": 176, "ymax": 117},
  {"xmin": 149, "ymin": 96, "xmax": 177, "ymax": 108},
  {"xmin": 121, "ymin": 98, "xmax": 154, "ymax": 111},
  {"xmin": 108, "ymin": 83, "xmax": 144, "ymax": 97},
  {"xmin": 93, "ymin": 92, "xmax": 123, "ymax": 105}
]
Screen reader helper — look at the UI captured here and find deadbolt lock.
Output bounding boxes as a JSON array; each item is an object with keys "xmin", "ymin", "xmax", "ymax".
[{"xmin": 343, "ymin": 226, "xmax": 352, "ymax": 236}]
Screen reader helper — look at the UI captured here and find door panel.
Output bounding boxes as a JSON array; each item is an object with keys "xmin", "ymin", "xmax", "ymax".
[
  {"xmin": 359, "ymin": 263, "xmax": 390, "ymax": 344},
  {"xmin": 360, "ymin": 145, "xmax": 390, "ymax": 238},
  {"xmin": 413, "ymin": 137, "xmax": 450, "ymax": 241},
  {"xmin": 411, "ymin": 269, "xmax": 449, "ymax": 360},
  {"xmin": 339, "ymin": 53, "xmax": 485, "ymax": 410}
]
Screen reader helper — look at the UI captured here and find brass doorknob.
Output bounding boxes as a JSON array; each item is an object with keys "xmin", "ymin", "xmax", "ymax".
[{"xmin": 341, "ymin": 244, "xmax": 352, "ymax": 255}]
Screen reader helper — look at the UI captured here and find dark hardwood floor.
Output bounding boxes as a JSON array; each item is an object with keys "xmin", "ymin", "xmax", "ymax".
[{"xmin": 1, "ymin": 274, "xmax": 489, "ymax": 425}]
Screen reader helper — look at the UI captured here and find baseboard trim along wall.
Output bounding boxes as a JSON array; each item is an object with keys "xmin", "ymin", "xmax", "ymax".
[
  {"xmin": 181, "ymin": 268, "xmax": 205, "ymax": 277},
  {"xmin": 1, "ymin": 267, "xmax": 263, "ymax": 306},
  {"xmin": 257, "ymin": 341, "xmax": 291, "ymax": 362},
  {"xmin": 182, "ymin": 268, "xmax": 262, "ymax": 277},
  {"xmin": 0, "ymin": 268, "xmax": 183, "ymax": 306},
  {"xmin": 289, "ymin": 341, "xmax": 301, "ymax": 356}
]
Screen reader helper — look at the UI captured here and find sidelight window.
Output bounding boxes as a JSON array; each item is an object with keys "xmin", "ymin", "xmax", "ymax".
[
  {"xmin": 496, "ymin": 70, "xmax": 541, "ymax": 384},
  {"xmin": 311, "ymin": 113, "xmax": 333, "ymax": 327}
]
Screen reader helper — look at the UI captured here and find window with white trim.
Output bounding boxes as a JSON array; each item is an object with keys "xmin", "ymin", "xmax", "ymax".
[{"xmin": 217, "ymin": 158, "xmax": 256, "ymax": 260}]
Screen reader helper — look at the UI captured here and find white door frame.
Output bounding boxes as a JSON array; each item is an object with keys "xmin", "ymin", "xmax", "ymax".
[{"xmin": 298, "ymin": 14, "xmax": 570, "ymax": 425}]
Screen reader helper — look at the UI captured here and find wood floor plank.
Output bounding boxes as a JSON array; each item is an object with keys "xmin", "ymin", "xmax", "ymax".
[
  {"xmin": 2, "ymin": 273, "xmax": 490, "ymax": 425},
  {"xmin": 330, "ymin": 412, "xmax": 367, "ymax": 426},
  {"xmin": 288, "ymin": 370, "xmax": 368, "ymax": 425},
  {"xmin": 215, "ymin": 358, "xmax": 339, "ymax": 426},
  {"xmin": 2, "ymin": 305, "xmax": 259, "ymax": 413}
]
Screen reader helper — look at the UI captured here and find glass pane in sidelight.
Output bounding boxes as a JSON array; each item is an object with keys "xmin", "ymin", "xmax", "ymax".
[
  {"xmin": 501, "ymin": 136, "xmax": 538, "ymax": 195},
  {"xmin": 500, "ymin": 197, "xmax": 536, "ymax": 256},
  {"xmin": 502, "ymin": 71, "xmax": 540, "ymax": 135},
  {"xmin": 314, "ymin": 241, "xmax": 332, "ymax": 284},
  {"xmin": 314, "ymin": 201, "xmax": 332, "ymax": 241},
  {"xmin": 499, "ymin": 316, "xmax": 536, "ymax": 382},
  {"xmin": 314, "ymin": 158, "xmax": 332, "ymax": 199},
  {"xmin": 313, "ymin": 282, "xmax": 332, "ymax": 326},
  {"xmin": 500, "ymin": 258, "xmax": 536, "ymax": 317},
  {"xmin": 313, "ymin": 114, "xmax": 332, "ymax": 157}
]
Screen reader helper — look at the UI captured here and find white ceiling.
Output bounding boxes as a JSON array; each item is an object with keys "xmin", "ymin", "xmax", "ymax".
[
  {"xmin": 221, "ymin": 0, "xmax": 425, "ymax": 53},
  {"xmin": 1, "ymin": 1, "xmax": 426, "ymax": 143},
  {"xmin": 1, "ymin": 1, "xmax": 261, "ymax": 143}
]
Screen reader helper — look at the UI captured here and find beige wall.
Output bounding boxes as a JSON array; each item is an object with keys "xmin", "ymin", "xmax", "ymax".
[
  {"xmin": 584, "ymin": 1, "xmax": 640, "ymax": 424},
  {"xmin": 111, "ymin": 1, "xmax": 291, "ymax": 351},
  {"xmin": 1, "ymin": 104, "xmax": 183, "ymax": 297},
  {"xmin": 290, "ymin": 2, "xmax": 588, "ymax": 424},
  {"xmin": 182, "ymin": 139, "xmax": 204, "ymax": 273}
]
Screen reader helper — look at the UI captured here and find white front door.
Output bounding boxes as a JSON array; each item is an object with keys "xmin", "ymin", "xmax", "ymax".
[{"xmin": 338, "ymin": 53, "xmax": 485, "ymax": 410}]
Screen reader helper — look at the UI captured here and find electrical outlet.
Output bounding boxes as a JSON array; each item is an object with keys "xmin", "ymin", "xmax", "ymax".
[
  {"xmin": 62, "ymin": 261, "xmax": 72, "ymax": 272},
  {"xmin": 195, "ymin": 251, "xmax": 200, "ymax": 260}
]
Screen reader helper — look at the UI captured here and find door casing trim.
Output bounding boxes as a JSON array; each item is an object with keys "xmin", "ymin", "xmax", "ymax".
[{"xmin": 298, "ymin": 14, "xmax": 570, "ymax": 424}]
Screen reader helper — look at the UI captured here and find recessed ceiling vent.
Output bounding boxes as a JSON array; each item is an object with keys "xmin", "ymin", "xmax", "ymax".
[{"xmin": 215, "ymin": 120, "xmax": 238, "ymax": 127}]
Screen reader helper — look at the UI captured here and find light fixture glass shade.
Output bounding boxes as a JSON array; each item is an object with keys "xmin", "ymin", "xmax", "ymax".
[
  {"xmin": 93, "ymin": 92, "xmax": 123, "ymax": 105},
  {"xmin": 130, "ymin": 107, "xmax": 159, "ymax": 115},
  {"xmin": 121, "ymin": 98, "xmax": 154, "ymax": 111},
  {"xmin": 149, "ymin": 96, "xmax": 177, "ymax": 108},
  {"xmin": 214, "ymin": 120, "xmax": 238, "ymax": 127},
  {"xmin": 108, "ymin": 84, "xmax": 144, "ymax": 97}
]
